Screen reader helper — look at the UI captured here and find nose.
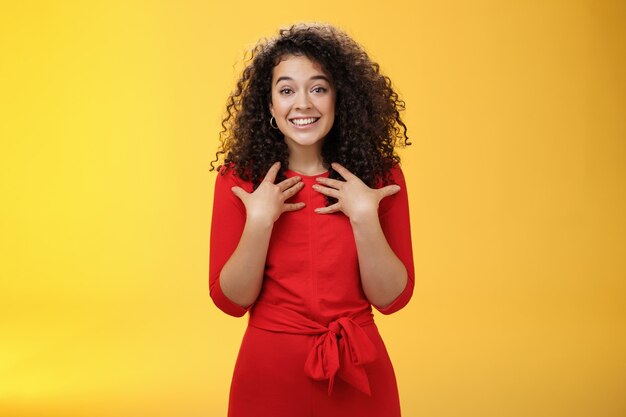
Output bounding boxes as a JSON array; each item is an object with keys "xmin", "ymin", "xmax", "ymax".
[{"xmin": 295, "ymin": 92, "xmax": 312, "ymax": 110}]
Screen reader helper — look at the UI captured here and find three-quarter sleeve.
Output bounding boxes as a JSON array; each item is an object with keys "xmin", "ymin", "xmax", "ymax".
[
  {"xmin": 208, "ymin": 166, "xmax": 252, "ymax": 317},
  {"xmin": 371, "ymin": 165, "xmax": 415, "ymax": 315}
]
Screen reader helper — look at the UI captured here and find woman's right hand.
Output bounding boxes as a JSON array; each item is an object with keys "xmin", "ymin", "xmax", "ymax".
[{"xmin": 231, "ymin": 161, "xmax": 305, "ymax": 225}]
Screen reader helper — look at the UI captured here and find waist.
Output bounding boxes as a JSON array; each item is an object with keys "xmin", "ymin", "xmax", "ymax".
[
  {"xmin": 248, "ymin": 302, "xmax": 375, "ymax": 335},
  {"xmin": 248, "ymin": 302, "xmax": 378, "ymax": 396}
]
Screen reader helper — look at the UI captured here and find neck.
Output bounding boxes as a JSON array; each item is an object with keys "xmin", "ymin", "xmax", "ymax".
[{"xmin": 286, "ymin": 143, "xmax": 327, "ymax": 176}]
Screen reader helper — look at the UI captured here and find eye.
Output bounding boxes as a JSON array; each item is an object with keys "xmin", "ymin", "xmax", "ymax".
[
  {"xmin": 312, "ymin": 86, "xmax": 327, "ymax": 93},
  {"xmin": 279, "ymin": 87, "xmax": 293, "ymax": 95}
]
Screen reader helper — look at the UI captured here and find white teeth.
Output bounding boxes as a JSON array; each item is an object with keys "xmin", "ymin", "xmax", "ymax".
[{"xmin": 290, "ymin": 117, "xmax": 319, "ymax": 126}]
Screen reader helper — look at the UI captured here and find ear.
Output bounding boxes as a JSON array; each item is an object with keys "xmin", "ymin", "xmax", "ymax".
[{"xmin": 268, "ymin": 101, "xmax": 274, "ymax": 116}]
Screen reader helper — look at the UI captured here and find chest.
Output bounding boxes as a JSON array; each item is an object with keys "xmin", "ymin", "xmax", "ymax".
[{"xmin": 266, "ymin": 185, "xmax": 357, "ymax": 269}]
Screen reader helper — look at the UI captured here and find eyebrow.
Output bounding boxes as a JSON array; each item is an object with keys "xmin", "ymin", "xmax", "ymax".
[{"xmin": 275, "ymin": 75, "xmax": 331, "ymax": 85}]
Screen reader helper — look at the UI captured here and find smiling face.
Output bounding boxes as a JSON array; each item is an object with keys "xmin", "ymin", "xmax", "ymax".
[{"xmin": 269, "ymin": 54, "xmax": 336, "ymax": 153}]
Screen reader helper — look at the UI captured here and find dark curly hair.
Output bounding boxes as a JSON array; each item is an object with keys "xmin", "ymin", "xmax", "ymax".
[{"xmin": 211, "ymin": 22, "xmax": 410, "ymax": 198}]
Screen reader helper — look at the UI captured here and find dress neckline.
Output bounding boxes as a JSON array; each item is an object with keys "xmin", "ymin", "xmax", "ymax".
[{"xmin": 285, "ymin": 168, "xmax": 330, "ymax": 179}]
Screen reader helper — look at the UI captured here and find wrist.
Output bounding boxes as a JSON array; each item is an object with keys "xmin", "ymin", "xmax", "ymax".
[
  {"xmin": 349, "ymin": 210, "xmax": 379, "ymax": 227},
  {"xmin": 245, "ymin": 212, "xmax": 276, "ymax": 230}
]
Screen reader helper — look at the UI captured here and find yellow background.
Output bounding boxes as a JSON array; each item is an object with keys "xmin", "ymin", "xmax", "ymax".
[{"xmin": 1, "ymin": 1, "xmax": 624, "ymax": 416}]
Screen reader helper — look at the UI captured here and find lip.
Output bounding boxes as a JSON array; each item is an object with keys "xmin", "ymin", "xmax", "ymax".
[{"xmin": 288, "ymin": 117, "xmax": 320, "ymax": 129}]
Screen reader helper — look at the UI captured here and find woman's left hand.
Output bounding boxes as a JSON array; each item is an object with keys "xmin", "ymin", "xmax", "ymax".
[{"xmin": 312, "ymin": 162, "xmax": 401, "ymax": 221}]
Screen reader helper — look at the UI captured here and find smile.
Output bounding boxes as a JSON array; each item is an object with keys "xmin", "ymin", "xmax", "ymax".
[{"xmin": 289, "ymin": 117, "xmax": 320, "ymax": 127}]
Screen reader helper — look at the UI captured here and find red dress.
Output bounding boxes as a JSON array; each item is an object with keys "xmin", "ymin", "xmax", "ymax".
[{"xmin": 209, "ymin": 165, "xmax": 415, "ymax": 417}]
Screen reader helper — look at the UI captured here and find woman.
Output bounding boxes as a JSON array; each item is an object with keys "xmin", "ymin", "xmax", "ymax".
[{"xmin": 209, "ymin": 22, "xmax": 414, "ymax": 417}]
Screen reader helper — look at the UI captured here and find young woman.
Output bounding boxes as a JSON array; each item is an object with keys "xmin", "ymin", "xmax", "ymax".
[{"xmin": 209, "ymin": 22, "xmax": 415, "ymax": 417}]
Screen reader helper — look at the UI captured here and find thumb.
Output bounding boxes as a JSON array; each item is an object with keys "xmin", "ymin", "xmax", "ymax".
[
  {"xmin": 231, "ymin": 186, "xmax": 248, "ymax": 201},
  {"xmin": 379, "ymin": 184, "xmax": 401, "ymax": 199}
]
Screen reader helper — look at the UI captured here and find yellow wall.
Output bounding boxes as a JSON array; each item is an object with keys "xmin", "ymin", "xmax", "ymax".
[{"xmin": 1, "ymin": 1, "xmax": 624, "ymax": 416}]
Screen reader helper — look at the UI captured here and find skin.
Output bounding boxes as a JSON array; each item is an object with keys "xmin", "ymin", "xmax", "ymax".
[{"xmin": 218, "ymin": 55, "xmax": 408, "ymax": 309}]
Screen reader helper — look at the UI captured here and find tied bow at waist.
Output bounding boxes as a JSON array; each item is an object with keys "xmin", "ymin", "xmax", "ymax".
[{"xmin": 249, "ymin": 304, "xmax": 378, "ymax": 396}]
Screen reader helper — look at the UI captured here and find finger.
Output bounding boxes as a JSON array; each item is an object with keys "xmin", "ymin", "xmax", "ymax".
[
  {"xmin": 231, "ymin": 186, "xmax": 248, "ymax": 201},
  {"xmin": 282, "ymin": 181, "xmax": 304, "ymax": 199},
  {"xmin": 330, "ymin": 162, "xmax": 357, "ymax": 180},
  {"xmin": 314, "ymin": 203, "xmax": 341, "ymax": 214},
  {"xmin": 315, "ymin": 177, "xmax": 344, "ymax": 189},
  {"xmin": 312, "ymin": 184, "xmax": 341, "ymax": 199},
  {"xmin": 378, "ymin": 184, "xmax": 401, "ymax": 198},
  {"xmin": 263, "ymin": 161, "xmax": 281, "ymax": 183},
  {"xmin": 283, "ymin": 202, "xmax": 306, "ymax": 212},
  {"xmin": 277, "ymin": 175, "xmax": 301, "ymax": 192}
]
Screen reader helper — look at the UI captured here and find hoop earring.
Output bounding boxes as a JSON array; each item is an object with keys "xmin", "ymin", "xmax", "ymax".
[{"xmin": 270, "ymin": 116, "xmax": 279, "ymax": 130}]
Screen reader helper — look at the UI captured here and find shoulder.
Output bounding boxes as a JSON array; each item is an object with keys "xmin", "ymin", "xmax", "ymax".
[
  {"xmin": 389, "ymin": 163, "xmax": 406, "ymax": 184},
  {"xmin": 375, "ymin": 163, "xmax": 406, "ymax": 188},
  {"xmin": 215, "ymin": 162, "xmax": 253, "ymax": 192},
  {"xmin": 378, "ymin": 163, "xmax": 409, "ymax": 216}
]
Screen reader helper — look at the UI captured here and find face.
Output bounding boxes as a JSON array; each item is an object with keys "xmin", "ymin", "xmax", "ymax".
[{"xmin": 269, "ymin": 54, "xmax": 336, "ymax": 151}]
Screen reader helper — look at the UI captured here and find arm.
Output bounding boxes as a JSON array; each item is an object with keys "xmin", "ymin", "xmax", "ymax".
[
  {"xmin": 350, "ymin": 207, "xmax": 408, "ymax": 309},
  {"xmin": 217, "ymin": 212, "xmax": 274, "ymax": 310},
  {"xmin": 369, "ymin": 167, "xmax": 415, "ymax": 314},
  {"xmin": 313, "ymin": 163, "xmax": 415, "ymax": 314},
  {"xmin": 209, "ymin": 162, "xmax": 304, "ymax": 316},
  {"xmin": 208, "ymin": 166, "xmax": 252, "ymax": 317}
]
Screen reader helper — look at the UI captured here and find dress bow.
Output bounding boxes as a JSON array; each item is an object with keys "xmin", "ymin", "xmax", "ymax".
[{"xmin": 303, "ymin": 316, "xmax": 377, "ymax": 396}]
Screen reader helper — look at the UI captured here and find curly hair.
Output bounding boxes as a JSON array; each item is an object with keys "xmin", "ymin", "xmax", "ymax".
[{"xmin": 211, "ymin": 22, "xmax": 410, "ymax": 197}]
